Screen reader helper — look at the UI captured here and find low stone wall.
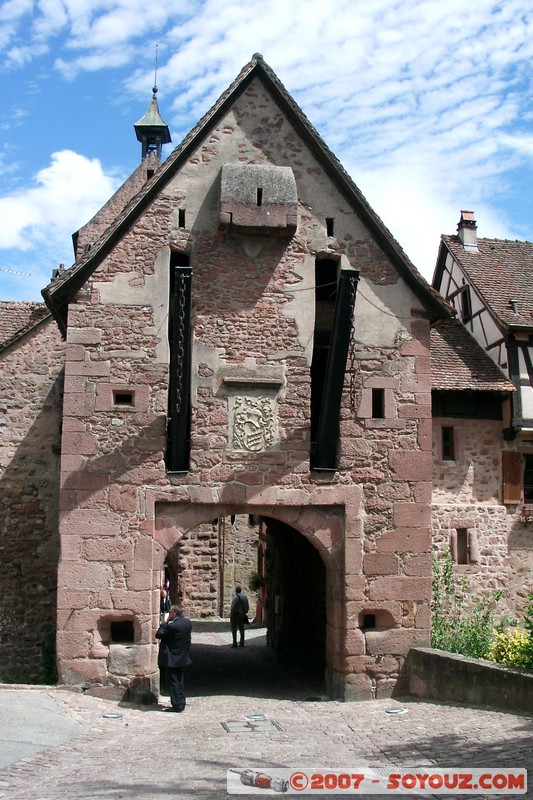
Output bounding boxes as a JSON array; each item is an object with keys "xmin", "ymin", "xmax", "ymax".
[{"xmin": 407, "ymin": 647, "xmax": 533, "ymax": 713}]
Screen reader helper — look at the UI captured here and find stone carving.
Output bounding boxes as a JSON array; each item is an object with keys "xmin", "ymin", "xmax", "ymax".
[{"xmin": 233, "ymin": 397, "xmax": 275, "ymax": 452}]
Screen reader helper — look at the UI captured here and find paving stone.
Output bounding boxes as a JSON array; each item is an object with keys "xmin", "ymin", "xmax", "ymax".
[{"xmin": 1, "ymin": 632, "xmax": 532, "ymax": 799}]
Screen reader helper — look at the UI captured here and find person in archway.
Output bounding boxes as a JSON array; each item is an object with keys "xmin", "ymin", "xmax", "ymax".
[
  {"xmin": 230, "ymin": 585, "xmax": 250, "ymax": 648},
  {"xmin": 156, "ymin": 604, "xmax": 192, "ymax": 712}
]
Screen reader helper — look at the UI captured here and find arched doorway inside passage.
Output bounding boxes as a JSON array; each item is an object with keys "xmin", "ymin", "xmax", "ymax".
[{"xmin": 153, "ymin": 502, "xmax": 341, "ymax": 700}]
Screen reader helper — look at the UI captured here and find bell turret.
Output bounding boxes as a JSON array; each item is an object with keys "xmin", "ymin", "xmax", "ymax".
[{"xmin": 134, "ymin": 85, "xmax": 171, "ymax": 161}]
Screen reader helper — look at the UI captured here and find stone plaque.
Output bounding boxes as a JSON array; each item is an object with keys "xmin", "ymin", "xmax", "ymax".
[{"xmin": 232, "ymin": 396, "xmax": 275, "ymax": 452}]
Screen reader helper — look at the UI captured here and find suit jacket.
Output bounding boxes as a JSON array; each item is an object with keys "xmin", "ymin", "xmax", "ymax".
[{"xmin": 156, "ymin": 615, "xmax": 192, "ymax": 668}]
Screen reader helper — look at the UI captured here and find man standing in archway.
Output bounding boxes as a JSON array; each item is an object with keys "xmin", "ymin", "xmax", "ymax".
[
  {"xmin": 230, "ymin": 586, "xmax": 249, "ymax": 648},
  {"xmin": 156, "ymin": 604, "xmax": 192, "ymax": 711}
]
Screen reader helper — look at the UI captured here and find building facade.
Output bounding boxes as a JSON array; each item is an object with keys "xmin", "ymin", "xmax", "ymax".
[
  {"xmin": 432, "ymin": 215, "xmax": 533, "ymax": 618},
  {"xmin": 1, "ymin": 60, "xmax": 529, "ymax": 697}
]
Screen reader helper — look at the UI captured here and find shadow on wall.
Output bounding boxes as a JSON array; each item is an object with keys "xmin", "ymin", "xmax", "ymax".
[{"xmin": 0, "ymin": 377, "xmax": 62, "ymax": 683}]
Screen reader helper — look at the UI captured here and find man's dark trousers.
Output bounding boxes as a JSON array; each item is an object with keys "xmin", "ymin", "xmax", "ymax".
[{"xmin": 161, "ymin": 665, "xmax": 186, "ymax": 710}]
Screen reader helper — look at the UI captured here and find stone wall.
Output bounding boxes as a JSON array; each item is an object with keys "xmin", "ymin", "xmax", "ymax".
[
  {"xmin": 0, "ymin": 318, "xmax": 64, "ymax": 682},
  {"xmin": 164, "ymin": 514, "xmax": 258, "ymax": 618},
  {"xmin": 432, "ymin": 416, "xmax": 533, "ymax": 619},
  {"xmin": 408, "ymin": 646, "xmax": 533, "ymax": 712}
]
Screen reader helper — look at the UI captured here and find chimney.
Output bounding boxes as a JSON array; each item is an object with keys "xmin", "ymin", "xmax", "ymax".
[{"xmin": 457, "ymin": 210, "xmax": 478, "ymax": 252}]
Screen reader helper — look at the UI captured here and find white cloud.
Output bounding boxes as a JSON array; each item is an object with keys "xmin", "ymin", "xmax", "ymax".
[
  {"xmin": 2, "ymin": 0, "xmax": 533, "ymax": 295},
  {"xmin": 0, "ymin": 150, "xmax": 119, "ymax": 250},
  {"xmin": 0, "ymin": 149, "xmax": 122, "ymax": 300}
]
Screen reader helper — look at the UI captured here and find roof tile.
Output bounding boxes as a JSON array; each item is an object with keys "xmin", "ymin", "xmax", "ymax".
[
  {"xmin": 431, "ymin": 318, "xmax": 514, "ymax": 392},
  {"xmin": 0, "ymin": 301, "xmax": 50, "ymax": 350},
  {"xmin": 443, "ymin": 236, "xmax": 533, "ymax": 327}
]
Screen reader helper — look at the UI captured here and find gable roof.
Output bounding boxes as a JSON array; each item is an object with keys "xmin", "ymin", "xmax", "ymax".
[
  {"xmin": 438, "ymin": 235, "xmax": 533, "ymax": 329},
  {"xmin": 0, "ymin": 301, "xmax": 51, "ymax": 353},
  {"xmin": 431, "ymin": 318, "xmax": 514, "ymax": 393},
  {"xmin": 42, "ymin": 53, "xmax": 451, "ymax": 336}
]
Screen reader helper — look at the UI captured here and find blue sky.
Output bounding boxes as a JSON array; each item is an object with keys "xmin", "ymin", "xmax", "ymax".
[{"xmin": 1, "ymin": 0, "xmax": 533, "ymax": 302}]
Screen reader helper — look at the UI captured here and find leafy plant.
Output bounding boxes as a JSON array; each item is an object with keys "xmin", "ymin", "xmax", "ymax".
[
  {"xmin": 486, "ymin": 593, "xmax": 533, "ymax": 670},
  {"xmin": 432, "ymin": 556, "xmax": 533, "ymax": 670},
  {"xmin": 522, "ymin": 592, "xmax": 533, "ymax": 668},
  {"xmin": 431, "ymin": 551, "xmax": 502, "ymax": 659},
  {"xmin": 487, "ymin": 629, "xmax": 531, "ymax": 669},
  {"xmin": 249, "ymin": 571, "xmax": 264, "ymax": 592}
]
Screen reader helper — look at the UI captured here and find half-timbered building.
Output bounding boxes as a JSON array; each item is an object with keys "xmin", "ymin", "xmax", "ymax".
[{"xmin": 432, "ymin": 213, "xmax": 533, "ymax": 615}]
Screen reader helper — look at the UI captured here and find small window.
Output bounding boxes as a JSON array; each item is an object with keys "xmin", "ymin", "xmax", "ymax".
[
  {"xmin": 459, "ymin": 286, "xmax": 472, "ymax": 322},
  {"xmin": 371, "ymin": 388, "xmax": 385, "ymax": 419},
  {"xmin": 110, "ymin": 621, "xmax": 134, "ymax": 643},
  {"xmin": 363, "ymin": 614, "xmax": 376, "ymax": 629},
  {"xmin": 113, "ymin": 391, "xmax": 134, "ymax": 406},
  {"xmin": 256, "ymin": 188, "xmax": 263, "ymax": 207},
  {"xmin": 442, "ymin": 426, "xmax": 455, "ymax": 460},
  {"xmin": 524, "ymin": 455, "xmax": 533, "ymax": 504},
  {"xmin": 326, "ymin": 217, "xmax": 334, "ymax": 236},
  {"xmin": 456, "ymin": 528, "xmax": 469, "ymax": 564},
  {"xmin": 178, "ymin": 209, "xmax": 186, "ymax": 228},
  {"xmin": 147, "ymin": 169, "xmax": 155, "ymax": 180}
]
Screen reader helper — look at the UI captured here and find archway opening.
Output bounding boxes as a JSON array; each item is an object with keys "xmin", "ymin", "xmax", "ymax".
[
  {"xmin": 157, "ymin": 511, "xmax": 327, "ymax": 698},
  {"xmin": 263, "ymin": 517, "xmax": 326, "ymax": 674}
]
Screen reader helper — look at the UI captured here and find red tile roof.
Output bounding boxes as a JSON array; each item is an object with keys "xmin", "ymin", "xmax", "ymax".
[
  {"xmin": 0, "ymin": 301, "xmax": 50, "ymax": 350},
  {"xmin": 431, "ymin": 318, "xmax": 514, "ymax": 392},
  {"xmin": 442, "ymin": 236, "xmax": 533, "ymax": 328}
]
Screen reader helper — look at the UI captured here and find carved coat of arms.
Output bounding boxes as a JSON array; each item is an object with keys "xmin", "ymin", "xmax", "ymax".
[{"xmin": 233, "ymin": 397, "xmax": 275, "ymax": 452}]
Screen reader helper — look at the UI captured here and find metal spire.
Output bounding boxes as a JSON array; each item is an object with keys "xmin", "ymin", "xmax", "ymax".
[{"xmin": 134, "ymin": 44, "xmax": 171, "ymax": 161}]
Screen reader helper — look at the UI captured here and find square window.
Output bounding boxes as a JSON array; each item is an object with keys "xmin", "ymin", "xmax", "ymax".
[{"xmin": 113, "ymin": 391, "xmax": 134, "ymax": 406}]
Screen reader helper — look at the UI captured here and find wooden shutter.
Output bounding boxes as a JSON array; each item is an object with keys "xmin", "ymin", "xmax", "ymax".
[{"xmin": 502, "ymin": 451, "xmax": 522, "ymax": 504}]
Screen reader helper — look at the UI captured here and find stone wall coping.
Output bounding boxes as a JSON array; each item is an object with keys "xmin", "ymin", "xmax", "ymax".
[{"xmin": 407, "ymin": 646, "xmax": 533, "ymax": 713}]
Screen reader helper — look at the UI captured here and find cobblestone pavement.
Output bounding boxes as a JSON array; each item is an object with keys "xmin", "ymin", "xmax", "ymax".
[{"xmin": 1, "ymin": 630, "xmax": 532, "ymax": 800}]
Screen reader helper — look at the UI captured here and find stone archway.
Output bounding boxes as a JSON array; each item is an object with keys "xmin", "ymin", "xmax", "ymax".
[{"xmin": 151, "ymin": 490, "xmax": 348, "ymax": 697}]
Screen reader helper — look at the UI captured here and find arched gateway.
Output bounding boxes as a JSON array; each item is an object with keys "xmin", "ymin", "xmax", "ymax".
[{"xmin": 153, "ymin": 493, "xmax": 344, "ymax": 695}]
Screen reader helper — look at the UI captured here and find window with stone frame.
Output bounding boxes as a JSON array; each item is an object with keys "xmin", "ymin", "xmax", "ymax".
[{"xmin": 450, "ymin": 526, "xmax": 479, "ymax": 566}]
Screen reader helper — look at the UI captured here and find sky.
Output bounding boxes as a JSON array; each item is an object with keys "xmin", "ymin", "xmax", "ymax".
[{"xmin": 1, "ymin": 0, "xmax": 533, "ymax": 302}]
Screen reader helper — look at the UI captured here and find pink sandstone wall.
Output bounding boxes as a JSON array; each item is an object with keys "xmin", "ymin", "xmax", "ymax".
[
  {"xmin": 56, "ymin": 77, "xmax": 433, "ymax": 700},
  {"xmin": 432, "ymin": 416, "xmax": 533, "ymax": 619},
  {"xmin": 0, "ymin": 317, "xmax": 64, "ymax": 681}
]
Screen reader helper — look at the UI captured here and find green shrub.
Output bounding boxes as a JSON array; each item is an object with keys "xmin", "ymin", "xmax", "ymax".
[
  {"xmin": 249, "ymin": 571, "xmax": 264, "ymax": 592},
  {"xmin": 486, "ymin": 629, "xmax": 531, "ymax": 669},
  {"xmin": 431, "ymin": 551, "xmax": 502, "ymax": 659},
  {"xmin": 522, "ymin": 592, "xmax": 533, "ymax": 667},
  {"xmin": 432, "ymin": 556, "xmax": 533, "ymax": 670}
]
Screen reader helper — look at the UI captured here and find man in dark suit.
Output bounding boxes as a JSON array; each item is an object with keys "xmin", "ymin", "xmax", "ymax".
[
  {"xmin": 230, "ymin": 585, "xmax": 249, "ymax": 648},
  {"xmin": 156, "ymin": 604, "xmax": 192, "ymax": 712}
]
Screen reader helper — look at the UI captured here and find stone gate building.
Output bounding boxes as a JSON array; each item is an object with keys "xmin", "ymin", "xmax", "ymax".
[{"xmin": 1, "ymin": 55, "xmax": 528, "ymax": 699}]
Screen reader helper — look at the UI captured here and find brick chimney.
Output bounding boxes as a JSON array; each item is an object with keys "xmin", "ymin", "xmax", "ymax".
[{"xmin": 457, "ymin": 210, "xmax": 478, "ymax": 252}]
